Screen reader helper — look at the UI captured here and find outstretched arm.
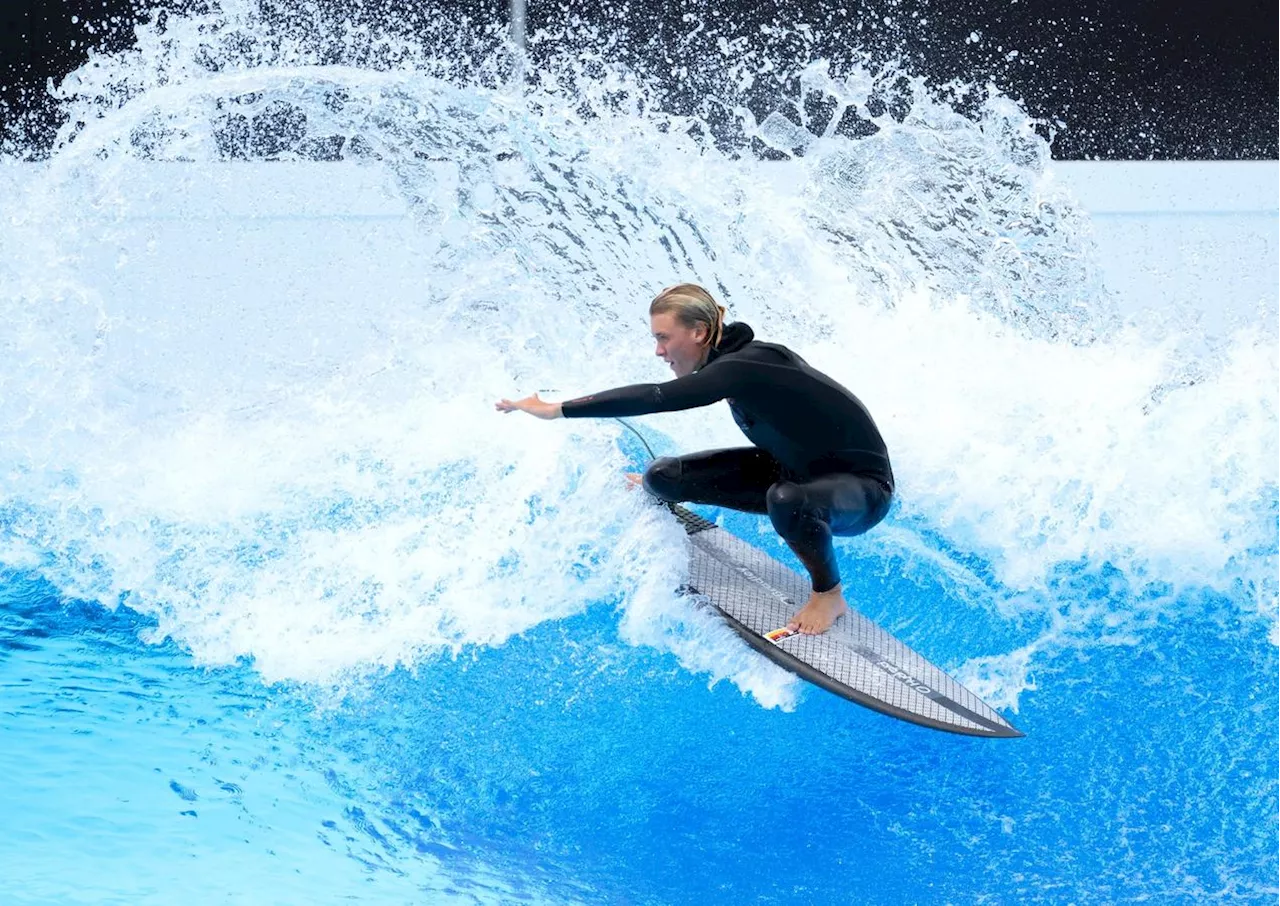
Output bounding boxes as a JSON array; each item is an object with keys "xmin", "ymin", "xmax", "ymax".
[
  {"xmin": 495, "ymin": 393, "xmax": 563, "ymax": 419},
  {"xmin": 558, "ymin": 363, "xmax": 738, "ymax": 419},
  {"xmin": 495, "ymin": 361, "xmax": 741, "ymax": 421}
]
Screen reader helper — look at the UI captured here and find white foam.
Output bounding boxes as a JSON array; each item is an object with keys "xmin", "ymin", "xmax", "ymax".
[{"xmin": 0, "ymin": 1, "xmax": 1274, "ymax": 710}]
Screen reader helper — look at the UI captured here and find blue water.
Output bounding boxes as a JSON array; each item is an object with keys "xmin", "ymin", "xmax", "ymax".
[
  {"xmin": 1, "ymin": 2, "xmax": 1277, "ymax": 903},
  {"xmin": 4, "ymin": 560, "xmax": 1277, "ymax": 903}
]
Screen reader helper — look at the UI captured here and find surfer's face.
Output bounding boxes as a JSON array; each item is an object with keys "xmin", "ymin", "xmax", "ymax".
[{"xmin": 651, "ymin": 311, "xmax": 708, "ymax": 378}]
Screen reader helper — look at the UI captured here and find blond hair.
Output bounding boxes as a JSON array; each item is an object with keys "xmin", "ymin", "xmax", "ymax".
[{"xmin": 649, "ymin": 283, "xmax": 727, "ymax": 349}]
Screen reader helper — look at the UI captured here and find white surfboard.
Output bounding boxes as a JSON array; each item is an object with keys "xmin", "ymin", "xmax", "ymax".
[{"xmin": 669, "ymin": 503, "xmax": 1023, "ymax": 738}]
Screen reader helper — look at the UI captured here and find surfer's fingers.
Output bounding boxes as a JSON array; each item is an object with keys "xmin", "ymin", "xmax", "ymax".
[
  {"xmin": 496, "ymin": 392, "xmax": 535, "ymax": 403},
  {"xmin": 495, "ymin": 396, "xmax": 533, "ymax": 413}
]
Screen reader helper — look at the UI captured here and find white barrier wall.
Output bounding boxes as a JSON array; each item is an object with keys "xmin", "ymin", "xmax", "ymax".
[
  {"xmin": 3, "ymin": 159, "xmax": 1276, "ymax": 337},
  {"xmin": 1050, "ymin": 162, "xmax": 1278, "ymax": 334}
]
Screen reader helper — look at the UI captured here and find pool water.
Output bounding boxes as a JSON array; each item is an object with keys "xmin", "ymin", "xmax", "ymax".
[{"xmin": 1, "ymin": 2, "xmax": 1276, "ymax": 903}]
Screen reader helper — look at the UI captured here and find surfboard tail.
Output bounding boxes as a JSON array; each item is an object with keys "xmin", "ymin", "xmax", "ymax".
[{"xmin": 669, "ymin": 503, "xmax": 1023, "ymax": 739}]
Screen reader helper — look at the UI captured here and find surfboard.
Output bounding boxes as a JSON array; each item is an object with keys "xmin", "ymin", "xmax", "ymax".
[{"xmin": 667, "ymin": 502, "xmax": 1023, "ymax": 738}]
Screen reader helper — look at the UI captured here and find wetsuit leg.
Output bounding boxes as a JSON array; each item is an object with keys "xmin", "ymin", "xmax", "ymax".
[
  {"xmin": 765, "ymin": 474, "xmax": 893, "ymax": 593},
  {"xmin": 644, "ymin": 451, "xmax": 891, "ymax": 594},
  {"xmin": 642, "ymin": 447, "xmax": 783, "ymax": 513}
]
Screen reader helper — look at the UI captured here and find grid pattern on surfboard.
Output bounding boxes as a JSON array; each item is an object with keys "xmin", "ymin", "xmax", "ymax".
[{"xmin": 673, "ymin": 506, "xmax": 1014, "ymax": 735}]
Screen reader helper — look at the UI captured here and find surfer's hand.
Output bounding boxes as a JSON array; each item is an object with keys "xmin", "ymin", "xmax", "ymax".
[
  {"xmin": 624, "ymin": 472, "xmax": 644, "ymax": 489},
  {"xmin": 495, "ymin": 393, "xmax": 563, "ymax": 420}
]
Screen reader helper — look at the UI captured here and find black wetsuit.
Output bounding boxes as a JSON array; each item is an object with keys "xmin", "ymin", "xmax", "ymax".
[{"xmin": 561, "ymin": 322, "xmax": 893, "ymax": 592}]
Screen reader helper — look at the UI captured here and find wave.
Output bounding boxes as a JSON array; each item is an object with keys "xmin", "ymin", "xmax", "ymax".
[{"xmin": 0, "ymin": 0, "xmax": 1274, "ymax": 710}]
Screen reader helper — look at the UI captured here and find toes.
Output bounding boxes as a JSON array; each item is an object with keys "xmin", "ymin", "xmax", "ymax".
[{"xmin": 789, "ymin": 600, "xmax": 845, "ymax": 635}]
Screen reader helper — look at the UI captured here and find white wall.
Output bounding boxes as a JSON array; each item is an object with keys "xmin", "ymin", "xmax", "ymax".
[
  {"xmin": 1049, "ymin": 162, "xmax": 1278, "ymax": 333},
  {"xmin": 4, "ymin": 159, "xmax": 1276, "ymax": 338}
]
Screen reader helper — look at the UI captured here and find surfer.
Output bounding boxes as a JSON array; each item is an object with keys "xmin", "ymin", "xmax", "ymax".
[{"xmin": 496, "ymin": 283, "xmax": 893, "ymax": 635}]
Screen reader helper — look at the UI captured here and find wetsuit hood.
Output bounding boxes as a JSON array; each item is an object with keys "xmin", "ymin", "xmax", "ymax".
[{"xmin": 704, "ymin": 321, "xmax": 754, "ymax": 366}]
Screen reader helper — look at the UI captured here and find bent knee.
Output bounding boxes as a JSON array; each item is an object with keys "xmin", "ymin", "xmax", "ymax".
[
  {"xmin": 642, "ymin": 456, "xmax": 682, "ymax": 501},
  {"xmin": 765, "ymin": 481, "xmax": 808, "ymax": 534}
]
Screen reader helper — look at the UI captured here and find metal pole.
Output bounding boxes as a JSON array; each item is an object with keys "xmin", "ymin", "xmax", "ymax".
[
  {"xmin": 510, "ymin": 0, "xmax": 527, "ymax": 50},
  {"xmin": 510, "ymin": 0, "xmax": 527, "ymax": 84}
]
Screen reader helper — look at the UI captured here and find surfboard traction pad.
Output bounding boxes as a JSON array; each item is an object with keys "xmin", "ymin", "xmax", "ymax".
[{"xmin": 667, "ymin": 503, "xmax": 1023, "ymax": 738}]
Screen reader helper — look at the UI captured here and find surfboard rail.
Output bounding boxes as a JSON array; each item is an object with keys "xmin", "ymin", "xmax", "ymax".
[{"xmin": 667, "ymin": 503, "xmax": 1023, "ymax": 739}]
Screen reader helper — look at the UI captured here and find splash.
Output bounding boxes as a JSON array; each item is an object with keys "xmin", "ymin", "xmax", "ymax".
[{"xmin": 0, "ymin": 0, "xmax": 1274, "ymax": 709}]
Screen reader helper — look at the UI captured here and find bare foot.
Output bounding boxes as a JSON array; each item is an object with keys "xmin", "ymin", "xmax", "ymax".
[
  {"xmin": 787, "ymin": 585, "xmax": 848, "ymax": 635},
  {"xmin": 624, "ymin": 472, "xmax": 643, "ymax": 489}
]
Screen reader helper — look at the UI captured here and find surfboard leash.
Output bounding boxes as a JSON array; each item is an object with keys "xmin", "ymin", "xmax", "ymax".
[{"xmin": 613, "ymin": 417, "xmax": 657, "ymax": 463}]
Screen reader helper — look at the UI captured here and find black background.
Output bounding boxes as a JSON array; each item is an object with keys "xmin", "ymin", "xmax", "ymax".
[{"xmin": 1, "ymin": 0, "xmax": 1276, "ymax": 159}]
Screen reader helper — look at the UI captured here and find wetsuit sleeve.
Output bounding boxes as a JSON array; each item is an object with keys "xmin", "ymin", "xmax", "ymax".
[{"xmin": 560, "ymin": 362, "xmax": 740, "ymax": 419}]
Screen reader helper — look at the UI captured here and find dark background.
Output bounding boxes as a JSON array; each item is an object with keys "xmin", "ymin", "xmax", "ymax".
[{"xmin": 1, "ymin": 0, "xmax": 1276, "ymax": 159}]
